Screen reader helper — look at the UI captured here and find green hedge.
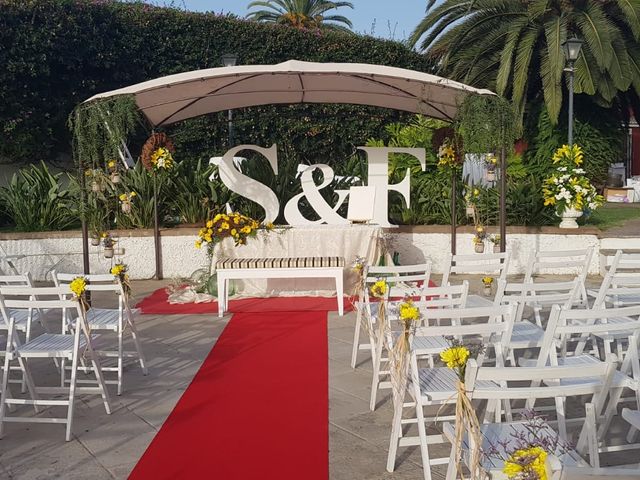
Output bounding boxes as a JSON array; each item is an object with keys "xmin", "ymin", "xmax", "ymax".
[{"xmin": 0, "ymin": 0, "xmax": 433, "ymax": 165}]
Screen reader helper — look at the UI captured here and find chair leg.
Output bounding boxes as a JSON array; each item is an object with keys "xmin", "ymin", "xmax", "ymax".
[
  {"xmin": 445, "ymin": 439, "xmax": 458, "ymax": 480},
  {"xmin": 414, "ymin": 402, "xmax": 433, "ymax": 480},
  {"xmin": 127, "ymin": 315, "xmax": 148, "ymax": 375},
  {"xmin": 65, "ymin": 354, "xmax": 78, "ymax": 442},
  {"xmin": 117, "ymin": 327, "xmax": 123, "ymax": 396},
  {"xmin": 386, "ymin": 393, "xmax": 404, "ymax": 473},
  {"xmin": 370, "ymin": 338, "xmax": 383, "ymax": 411},
  {"xmin": 16, "ymin": 357, "xmax": 39, "ymax": 414},
  {"xmin": 350, "ymin": 308, "xmax": 362, "ymax": 369},
  {"xmin": 90, "ymin": 354, "xmax": 112, "ymax": 416}
]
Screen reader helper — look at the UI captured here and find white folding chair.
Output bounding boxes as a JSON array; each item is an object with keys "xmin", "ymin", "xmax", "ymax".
[
  {"xmin": 591, "ymin": 251, "xmax": 640, "ymax": 309},
  {"xmin": 526, "ymin": 305, "xmax": 640, "ymax": 451},
  {"xmin": 53, "ymin": 272, "xmax": 147, "ymax": 395},
  {"xmin": 386, "ymin": 304, "xmax": 516, "ymax": 480},
  {"xmin": 0, "ymin": 286, "xmax": 111, "ymax": 441},
  {"xmin": 350, "ymin": 263, "xmax": 430, "ymax": 369},
  {"xmin": 370, "ymin": 281, "xmax": 470, "ymax": 411},
  {"xmin": 494, "ymin": 278, "xmax": 581, "ymax": 363},
  {"xmin": 444, "ymin": 358, "xmax": 616, "ymax": 479},
  {"xmin": 524, "ymin": 247, "xmax": 594, "ymax": 307},
  {"xmin": 441, "ymin": 251, "xmax": 510, "ymax": 287}
]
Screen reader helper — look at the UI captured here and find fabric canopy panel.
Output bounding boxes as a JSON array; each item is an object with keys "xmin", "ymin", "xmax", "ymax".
[{"xmin": 85, "ymin": 60, "xmax": 495, "ymax": 126}]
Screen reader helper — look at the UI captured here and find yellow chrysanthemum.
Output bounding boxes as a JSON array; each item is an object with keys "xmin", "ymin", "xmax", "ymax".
[
  {"xmin": 399, "ymin": 301, "xmax": 420, "ymax": 321},
  {"xmin": 369, "ymin": 280, "xmax": 387, "ymax": 298},
  {"xmin": 221, "ymin": 222, "xmax": 229, "ymax": 230},
  {"xmin": 195, "ymin": 240, "xmax": 202, "ymax": 249},
  {"xmin": 482, "ymin": 276, "xmax": 493, "ymax": 286},
  {"xmin": 241, "ymin": 226, "xmax": 251, "ymax": 234},
  {"xmin": 108, "ymin": 160, "xmax": 116, "ymax": 169},
  {"xmin": 213, "ymin": 214, "xmax": 222, "ymax": 222},
  {"xmin": 206, "ymin": 220, "xmax": 214, "ymax": 228},
  {"xmin": 119, "ymin": 194, "xmax": 127, "ymax": 201},
  {"xmin": 69, "ymin": 277, "xmax": 87, "ymax": 298},
  {"xmin": 110, "ymin": 264, "xmax": 125, "ymax": 276},
  {"xmin": 503, "ymin": 446, "xmax": 548, "ymax": 480},
  {"xmin": 440, "ymin": 346, "xmax": 470, "ymax": 370}
]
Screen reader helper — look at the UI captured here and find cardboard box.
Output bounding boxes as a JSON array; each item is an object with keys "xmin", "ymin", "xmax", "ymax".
[{"xmin": 604, "ymin": 186, "xmax": 634, "ymax": 203}]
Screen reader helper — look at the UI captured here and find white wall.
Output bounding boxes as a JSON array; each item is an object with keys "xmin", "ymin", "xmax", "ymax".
[{"xmin": 0, "ymin": 228, "xmax": 605, "ymax": 281}]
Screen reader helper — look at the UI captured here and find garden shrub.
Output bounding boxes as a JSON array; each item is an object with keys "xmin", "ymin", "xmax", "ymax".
[{"xmin": 0, "ymin": 0, "xmax": 432, "ymax": 166}]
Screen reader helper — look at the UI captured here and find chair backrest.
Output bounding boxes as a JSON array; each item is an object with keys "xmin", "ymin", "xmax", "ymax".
[
  {"xmin": 364, "ymin": 263, "xmax": 431, "ymax": 302},
  {"xmin": 560, "ymin": 467, "xmax": 640, "ymax": 480},
  {"xmin": 466, "ymin": 358, "xmax": 615, "ymax": 401},
  {"xmin": 0, "ymin": 273, "xmax": 33, "ymax": 287},
  {"xmin": 441, "ymin": 252, "xmax": 509, "ymax": 287},
  {"xmin": 593, "ymin": 254, "xmax": 640, "ymax": 308},
  {"xmin": 411, "ymin": 304, "xmax": 516, "ymax": 360},
  {"xmin": 0, "ymin": 285, "xmax": 82, "ymax": 330},
  {"xmin": 524, "ymin": 247, "xmax": 594, "ymax": 283},
  {"xmin": 53, "ymin": 271, "xmax": 124, "ymax": 294},
  {"xmin": 537, "ymin": 304, "xmax": 640, "ymax": 367},
  {"xmin": 411, "ymin": 281, "xmax": 469, "ymax": 310},
  {"xmin": 494, "ymin": 278, "xmax": 581, "ymax": 322}
]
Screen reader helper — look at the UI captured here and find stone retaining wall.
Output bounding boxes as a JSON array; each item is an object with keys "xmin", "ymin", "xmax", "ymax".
[{"xmin": 0, "ymin": 226, "xmax": 615, "ymax": 281}]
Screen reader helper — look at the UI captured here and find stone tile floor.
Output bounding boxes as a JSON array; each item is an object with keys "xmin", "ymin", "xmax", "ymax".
[{"xmin": 0, "ymin": 276, "xmax": 638, "ymax": 479}]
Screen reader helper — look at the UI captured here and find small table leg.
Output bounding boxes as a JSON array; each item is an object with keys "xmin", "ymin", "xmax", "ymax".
[
  {"xmin": 217, "ymin": 274, "xmax": 225, "ymax": 318},
  {"xmin": 335, "ymin": 272, "xmax": 344, "ymax": 316}
]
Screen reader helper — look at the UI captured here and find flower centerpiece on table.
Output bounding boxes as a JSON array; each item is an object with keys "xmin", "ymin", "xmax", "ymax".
[
  {"xmin": 542, "ymin": 145, "xmax": 603, "ymax": 227},
  {"xmin": 187, "ymin": 212, "xmax": 274, "ymax": 299},
  {"xmin": 440, "ymin": 339, "xmax": 485, "ymax": 479}
]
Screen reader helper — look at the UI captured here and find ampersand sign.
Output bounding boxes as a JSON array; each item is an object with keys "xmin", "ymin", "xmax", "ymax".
[{"xmin": 284, "ymin": 164, "xmax": 349, "ymax": 225}]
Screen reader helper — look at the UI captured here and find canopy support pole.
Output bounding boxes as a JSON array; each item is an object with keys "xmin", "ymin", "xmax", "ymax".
[
  {"xmin": 499, "ymin": 146, "xmax": 507, "ymax": 252},
  {"xmin": 451, "ymin": 168, "xmax": 457, "ymax": 255},
  {"xmin": 153, "ymin": 173, "xmax": 163, "ymax": 280}
]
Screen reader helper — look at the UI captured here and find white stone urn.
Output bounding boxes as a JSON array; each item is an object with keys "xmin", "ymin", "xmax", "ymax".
[{"xmin": 558, "ymin": 207, "xmax": 583, "ymax": 229}]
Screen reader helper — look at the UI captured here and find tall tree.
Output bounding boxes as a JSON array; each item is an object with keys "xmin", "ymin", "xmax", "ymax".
[
  {"xmin": 409, "ymin": 1, "xmax": 640, "ymax": 125},
  {"xmin": 246, "ymin": 0, "xmax": 354, "ymax": 32}
]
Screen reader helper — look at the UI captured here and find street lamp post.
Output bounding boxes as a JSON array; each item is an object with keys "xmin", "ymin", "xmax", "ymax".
[
  {"xmin": 562, "ymin": 37, "xmax": 583, "ymax": 147},
  {"xmin": 221, "ymin": 53, "xmax": 238, "ymax": 147}
]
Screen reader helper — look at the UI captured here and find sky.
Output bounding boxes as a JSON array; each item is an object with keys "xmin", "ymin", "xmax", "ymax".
[{"xmin": 163, "ymin": 1, "xmax": 429, "ymax": 41}]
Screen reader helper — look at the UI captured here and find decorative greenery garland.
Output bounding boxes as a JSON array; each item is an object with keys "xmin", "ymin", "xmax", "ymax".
[
  {"xmin": 456, "ymin": 95, "xmax": 517, "ymax": 154},
  {"xmin": 68, "ymin": 95, "xmax": 141, "ymax": 170}
]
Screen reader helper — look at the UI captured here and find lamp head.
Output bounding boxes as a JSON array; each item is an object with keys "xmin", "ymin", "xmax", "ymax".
[
  {"xmin": 220, "ymin": 53, "xmax": 238, "ymax": 68},
  {"xmin": 562, "ymin": 37, "xmax": 583, "ymax": 62}
]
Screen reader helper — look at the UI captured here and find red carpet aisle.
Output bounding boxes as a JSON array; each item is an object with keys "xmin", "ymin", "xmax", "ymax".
[
  {"xmin": 136, "ymin": 287, "xmax": 353, "ymax": 315},
  {"xmin": 129, "ymin": 299, "xmax": 330, "ymax": 480}
]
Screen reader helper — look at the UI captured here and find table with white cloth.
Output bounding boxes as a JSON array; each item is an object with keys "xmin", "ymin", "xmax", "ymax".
[{"xmin": 210, "ymin": 225, "xmax": 383, "ymax": 297}]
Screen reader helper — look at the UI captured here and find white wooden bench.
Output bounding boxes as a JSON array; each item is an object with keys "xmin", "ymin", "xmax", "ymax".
[{"xmin": 215, "ymin": 256, "xmax": 345, "ymax": 317}]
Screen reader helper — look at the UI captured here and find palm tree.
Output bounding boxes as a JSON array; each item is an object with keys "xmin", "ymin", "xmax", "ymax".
[
  {"xmin": 409, "ymin": 1, "xmax": 640, "ymax": 125},
  {"xmin": 246, "ymin": 0, "xmax": 354, "ymax": 32}
]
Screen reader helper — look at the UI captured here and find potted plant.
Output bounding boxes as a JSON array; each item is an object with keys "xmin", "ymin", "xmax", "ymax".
[
  {"xmin": 464, "ymin": 186, "xmax": 480, "ymax": 217},
  {"xmin": 108, "ymin": 160, "xmax": 120, "ymax": 184},
  {"xmin": 101, "ymin": 232, "xmax": 116, "ymax": 259},
  {"xmin": 90, "ymin": 230, "xmax": 101, "ymax": 246},
  {"xmin": 485, "ymin": 153, "xmax": 498, "ymax": 182},
  {"xmin": 472, "ymin": 225, "xmax": 486, "ymax": 253},
  {"xmin": 481, "ymin": 276, "xmax": 493, "ymax": 296},
  {"xmin": 490, "ymin": 234, "xmax": 501, "ymax": 253},
  {"xmin": 119, "ymin": 191, "xmax": 136, "ymax": 214},
  {"xmin": 85, "ymin": 169, "xmax": 109, "ymax": 193},
  {"xmin": 542, "ymin": 145, "xmax": 604, "ymax": 228}
]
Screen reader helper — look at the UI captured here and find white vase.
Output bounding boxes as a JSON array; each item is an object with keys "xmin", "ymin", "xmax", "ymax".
[
  {"xmin": 466, "ymin": 205, "xmax": 475, "ymax": 216},
  {"xmin": 110, "ymin": 172, "xmax": 120, "ymax": 184},
  {"xmin": 474, "ymin": 243, "xmax": 485, "ymax": 253},
  {"xmin": 486, "ymin": 170, "xmax": 496, "ymax": 182},
  {"xmin": 121, "ymin": 202, "xmax": 131, "ymax": 214},
  {"xmin": 104, "ymin": 247, "xmax": 114, "ymax": 259},
  {"xmin": 558, "ymin": 207, "xmax": 583, "ymax": 229},
  {"xmin": 90, "ymin": 237, "xmax": 100, "ymax": 247}
]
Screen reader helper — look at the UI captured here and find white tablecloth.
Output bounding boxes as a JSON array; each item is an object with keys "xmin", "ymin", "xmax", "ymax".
[{"xmin": 211, "ymin": 225, "xmax": 382, "ymax": 297}]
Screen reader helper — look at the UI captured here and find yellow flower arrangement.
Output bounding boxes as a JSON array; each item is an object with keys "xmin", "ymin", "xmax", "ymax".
[
  {"xmin": 503, "ymin": 446, "xmax": 549, "ymax": 480},
  {"xmin": 399, "ymin": 299, "xmax": 420, "ymax": 322},
  {"xmin": 69, "ymin": 277, "xmax": 87, "ymax": 298},
  {"xmin": 437, "ymin": 139, "xmax": 457, "ymax": 168},
  {"xmin": 111, "ymin": 264, "xmax": 125, "ymax": 276},
  {"xmin": 107, "ymin": 160, "xmax": 116, "ymax": 170},
  {"xmin": 369, "ymin": 279, "xmax": 387, "ymax": 298},
  {"xmin": 482, "ymin": 276, "xmax": 493, "ymax": 287},
  {"xmin": 150, "ymin": 147, "xmax": 175, "ymax": 170},
  {"xmin": 195, "ymin": 212, "xmax": 272, "ymax": 256},
  {"xmin": 543, "ymin": 144, "xmax": 602, "ymax": 215},
  {"xmin": 440, "ymin": 345, "xmax": 470, "ymax": 370},
  {"xmin": 110, "ymin": 263, "xmax": 131, "ymax": 297}
]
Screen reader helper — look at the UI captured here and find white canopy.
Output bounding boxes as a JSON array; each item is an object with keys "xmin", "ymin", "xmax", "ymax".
[{"xmin": 86, "ymin": 60, "xmax": 495, "ymax": 127}]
